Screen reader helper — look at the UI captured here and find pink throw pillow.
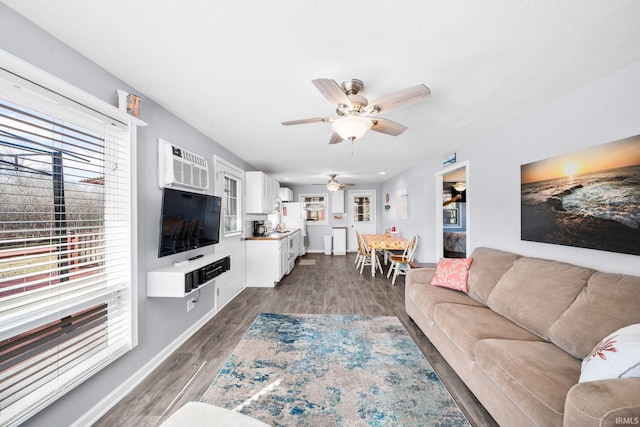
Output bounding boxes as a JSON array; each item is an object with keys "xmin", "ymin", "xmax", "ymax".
[{"xmin": 430, "ymin": 258, "xmax": 473, "ymax": 292}]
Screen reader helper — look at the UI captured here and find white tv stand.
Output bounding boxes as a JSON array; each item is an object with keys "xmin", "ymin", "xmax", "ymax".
[{"xmin": 147, "ymin": 252, "xmax": 231, "ymax": 297}]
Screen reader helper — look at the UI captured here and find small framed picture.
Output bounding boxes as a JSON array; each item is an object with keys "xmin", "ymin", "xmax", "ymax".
[{"xmin": 442, "ymin": 152, "xmax": 456, "ymax": 167}]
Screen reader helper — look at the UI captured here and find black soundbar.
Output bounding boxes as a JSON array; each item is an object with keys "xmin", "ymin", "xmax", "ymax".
[{"xmin": 184, "ymin": 256, "xmax": 231, "ymax": 293}]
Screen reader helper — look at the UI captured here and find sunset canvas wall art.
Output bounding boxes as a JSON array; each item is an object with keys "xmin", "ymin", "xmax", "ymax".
[{"xmin": 521, "ymin": 135, "xmax": 640, "ymax": 255}]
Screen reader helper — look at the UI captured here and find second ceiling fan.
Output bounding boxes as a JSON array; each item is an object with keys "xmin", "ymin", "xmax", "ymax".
[
  {"xmin": 313, "ymin": 174, "xmax": 354, "ymax": 192},
  {"xmin": 282, "ymin": 78, "xmax": 430, "ymax": 144}
]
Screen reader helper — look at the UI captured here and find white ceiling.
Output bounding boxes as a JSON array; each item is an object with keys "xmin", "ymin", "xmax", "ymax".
[{"xmin": 3, "ymin": 1, "xmax": 640, "ymax": 186}]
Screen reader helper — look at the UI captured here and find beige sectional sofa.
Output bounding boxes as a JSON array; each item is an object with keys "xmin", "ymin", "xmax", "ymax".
[{"xmin": 405, "ymin": 247, "xmax": 640, "ymax": 427}]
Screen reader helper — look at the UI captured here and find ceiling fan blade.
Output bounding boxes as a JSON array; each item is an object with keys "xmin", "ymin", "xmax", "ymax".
[
  {"xmin": 282, "ymin": 117, "xmax": 331, "ymax": 126},
  {"xmin": 328, "ymin": 132, "xmax": 343, "ymax": 145},
  {"xmin": 368, "ymin": 84, "xmax": 430, "ymax": 115},
  {"xmin": 371, "ymin": 118, "xmax": 408, "ymax": 136},
  {"xmin": 312, "ymin": 78, "xmax": 352, "ymax": 107}
]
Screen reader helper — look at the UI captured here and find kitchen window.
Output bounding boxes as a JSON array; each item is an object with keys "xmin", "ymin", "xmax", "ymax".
[
  {"xmin": 300, "ymin": 194, "xmax": 328, "ymax": 225},
  {"xmin": 0, "ymin": 56, "xmax": 138, "ymax": 425}
]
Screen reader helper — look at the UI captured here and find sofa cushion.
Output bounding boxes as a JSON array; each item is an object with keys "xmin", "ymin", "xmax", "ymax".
[
  {"xmin": 476, "ymin": 339, "xmax": 581, "ymax": 426},
  {"xmin": 466, "ymin": 247, "xmax": 520, "ymax": 305},
  {"xmin": 579, "ymin": 323, "xmax": 640, "ymax": 383},
  {"xmin": 431, "ymin": 257, "xmax": 473, "ymax": 291},
  {"xmin": 406, "ymin": 278, "xmax": 484, "ymax": 322},
  {"xmin": 487, "ymin": 257, "xmax": 594, "ymax": 339},
  {"xmin": 548, "ymin": 272, "xmax": 640, "ymax": 359},
  {"xmin": 433, "ymin": 304, "xmax": 542, "ymax": 360}
]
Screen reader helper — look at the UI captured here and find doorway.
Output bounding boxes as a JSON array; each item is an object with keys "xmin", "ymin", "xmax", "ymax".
[
  {"xmin": 348, "ymin": 190, "xmax": 376, "ymax": 252},
  {"xmin": 435, "ymin": 162, "xmax": 469, "ymax": 259}
]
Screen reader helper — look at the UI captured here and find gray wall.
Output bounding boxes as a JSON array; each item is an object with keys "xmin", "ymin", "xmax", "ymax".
[
  {"xmin": 380, "ymin": 60, "xmax": 640, "ymax": 277},
  {"xmin": 289, "ymin": 184, "xmax": 381, "ymax": 252},
  {"xmin": 1, "ymin": 5, "xmax": 253, "ymax": 426}
]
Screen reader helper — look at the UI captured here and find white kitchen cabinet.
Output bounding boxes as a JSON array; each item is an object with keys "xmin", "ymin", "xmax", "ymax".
[
  {"xmin": 332, "ymin": 189, "xmax": 345, "ymax": 214},
  {"xmin": 279, "ymin": 187, "xmax": 293, "ymax": 202},
  {"xmin": 332, "ymin": 227, "xmax": 347, "ymax": 255},
  {"xmin": 246, "ymin": 171, "xmax": 280, "ymax": 213},
  {"xmin": 245, "ymin": 237, "xmax": 287, "ymax": 286}
]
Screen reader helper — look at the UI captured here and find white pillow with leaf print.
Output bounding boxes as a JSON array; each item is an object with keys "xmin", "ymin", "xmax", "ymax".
[{"xmin": 579, "ymin": 323, "xmax": 640, "ymax": 383}]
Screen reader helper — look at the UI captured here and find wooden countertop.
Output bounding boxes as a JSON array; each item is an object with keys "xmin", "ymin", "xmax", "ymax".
[{"xmin": 244, "ymin": 229, "xmax": 300, "ymax": 241}]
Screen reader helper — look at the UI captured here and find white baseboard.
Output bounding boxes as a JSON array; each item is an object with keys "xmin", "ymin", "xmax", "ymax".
[{"xmin": 72, "ymin": 288, "xmax": 244, "ymax": 426}]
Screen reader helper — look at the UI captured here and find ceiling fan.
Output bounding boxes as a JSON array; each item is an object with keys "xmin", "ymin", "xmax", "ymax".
[
  {"xmin": 282, "ymin": 78, "xmax": 430, "ymax": 144},
  {"xmin": 313, "ymin": 174, "xmax": 354, "ymax": 192}
]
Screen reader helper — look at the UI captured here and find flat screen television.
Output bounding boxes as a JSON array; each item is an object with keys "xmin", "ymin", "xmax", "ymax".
[{"xmin": 158, "ymin": 187, "xmax": 222, "ymax": 258}]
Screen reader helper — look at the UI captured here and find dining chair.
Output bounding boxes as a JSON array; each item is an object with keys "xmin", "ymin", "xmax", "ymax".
[
  {"xmin": 358, "ymin": 232, "xmax": 383, "ymax": 275},
  {"xmin": 383, "ymin": 248, "xmax": 404, "ymax": 265},
  {"xmin": 388, "ymin": 235, "xmax": 418, "ymax": 285},
  {"xmin": 354, "ymin": 230, "xmax": 364, "ymax": 268}
]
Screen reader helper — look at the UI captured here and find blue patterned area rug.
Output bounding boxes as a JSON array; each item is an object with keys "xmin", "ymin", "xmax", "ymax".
[{"xmin": 201, "ymin": 313, "xmax": 470, "ymax": 426}]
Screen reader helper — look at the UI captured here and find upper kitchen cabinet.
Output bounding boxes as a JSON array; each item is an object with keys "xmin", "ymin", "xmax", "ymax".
[
  {"xmin": 246, "ymin": 171, "xmax": 280, "ymax": 213},
  {"xmin": 279, "ymin": 187, "xmax": 293, "ymax": 202},
  {"xmin": 332, "ymin": 189, "xmax": 345, "ymax": 214}
]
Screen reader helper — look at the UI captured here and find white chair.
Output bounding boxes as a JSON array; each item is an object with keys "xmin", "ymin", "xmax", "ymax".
[
  {"xmin": 387, "ymin": 235, "xmax": 418, "ymax": 285},
  {"xmin": 383, "ymin": 248, "xmax": 404, "ymax": 265},
  {"xmin": 354, "ymin": 230, "xmax": 364, "ymax": 268},
  {"xmin": 358, "ymin": 232, "xmax": 383, "ymax": 275}
]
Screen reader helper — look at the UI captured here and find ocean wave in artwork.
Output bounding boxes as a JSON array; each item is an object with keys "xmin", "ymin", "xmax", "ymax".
[{"xmin": 521, "ymin": 164, "xmax": 640, "ymax": 255}]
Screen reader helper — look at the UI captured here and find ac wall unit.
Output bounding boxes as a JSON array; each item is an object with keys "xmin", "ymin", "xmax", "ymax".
[{"xmin": 158, "ymin": 138, "xmax": 209, "ymax": 190}]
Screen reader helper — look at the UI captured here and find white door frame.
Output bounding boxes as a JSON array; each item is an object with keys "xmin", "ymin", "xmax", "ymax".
[
  {"xmin": 434, "ymin": 161, "xmax": 470, "ymax": 259},
  {"xmin": 348, "ymin": 190, "xmax": 377, "ymax": 252},
  {"xmin": 213, "ymin": 155, "xmax": 245, "ymax": 301}
]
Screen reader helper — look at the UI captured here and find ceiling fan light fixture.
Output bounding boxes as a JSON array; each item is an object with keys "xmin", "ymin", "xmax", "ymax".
[
  {"xmin": 453, "ymin": 182, "xmax": 467, "ymax": 192},
  {"xmin": 332, "ymin": 115, "xmax": 372, "ymax": 141},
  {"xmin": 326, "ymin": 180, "xmax": 341, "ymax": 192}
]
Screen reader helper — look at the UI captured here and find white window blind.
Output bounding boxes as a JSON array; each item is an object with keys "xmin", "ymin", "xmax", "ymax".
[{"xmin": 0, "ymin": 74, "xmax": 133, "ymax": 425}]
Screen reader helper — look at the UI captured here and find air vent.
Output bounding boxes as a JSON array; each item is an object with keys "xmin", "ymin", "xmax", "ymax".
[{"xmin": 158, "ymin": 138, "xmax": 209, "ymax": 190}]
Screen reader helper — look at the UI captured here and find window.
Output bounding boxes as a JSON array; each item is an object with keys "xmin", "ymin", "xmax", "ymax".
[
  {"xmin": 0, "ymin": 66, "xmax": 135, "ymax": 424},
  {"xmin": 353, "ymin": 195, "xmax": 371, "ymax": 222},
  {"xmin": 300, "ymin": 194, "xmax": 328, "ymax": 225},
  {"xmin": 223, "ymin": 173, "xmax": 241, "ymax": 235}
]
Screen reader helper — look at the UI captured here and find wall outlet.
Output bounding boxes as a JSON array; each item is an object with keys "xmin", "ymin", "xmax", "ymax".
[{"xmin": 187, "ymin": 298, "xmax": 196, "ymax": 312}]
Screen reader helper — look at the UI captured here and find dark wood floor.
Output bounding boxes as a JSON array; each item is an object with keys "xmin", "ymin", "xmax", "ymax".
[{"xmin": 96, "ymin": 253, "xmax": 497, "ymax": 427}]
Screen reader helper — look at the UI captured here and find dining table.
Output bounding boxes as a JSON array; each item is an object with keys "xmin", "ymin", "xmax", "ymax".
[{"xmin": 361, "ymin": 233, "xmax": 409, "ymax": 277}]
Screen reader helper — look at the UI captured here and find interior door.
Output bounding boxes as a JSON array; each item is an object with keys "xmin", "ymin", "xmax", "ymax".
[
  {"xmin": 348, "ymin": 190, "xmax": 376, "ymax": 252},
  {"xmin": 214, "ymin": 156, "xmax": 245, "ymax": 301},
  {"xmin": 435, "ymin": 162, "xmax": 469, "ymax": 259}
]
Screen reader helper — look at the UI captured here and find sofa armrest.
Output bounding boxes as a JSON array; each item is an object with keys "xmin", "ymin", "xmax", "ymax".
[
  {"xmin": 564, "ymin": 378, "xmax": 640, "ymax": 427},
  {"xmin": 406, "ymin": 267, "xmax": 436, "ymax": 285}
]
